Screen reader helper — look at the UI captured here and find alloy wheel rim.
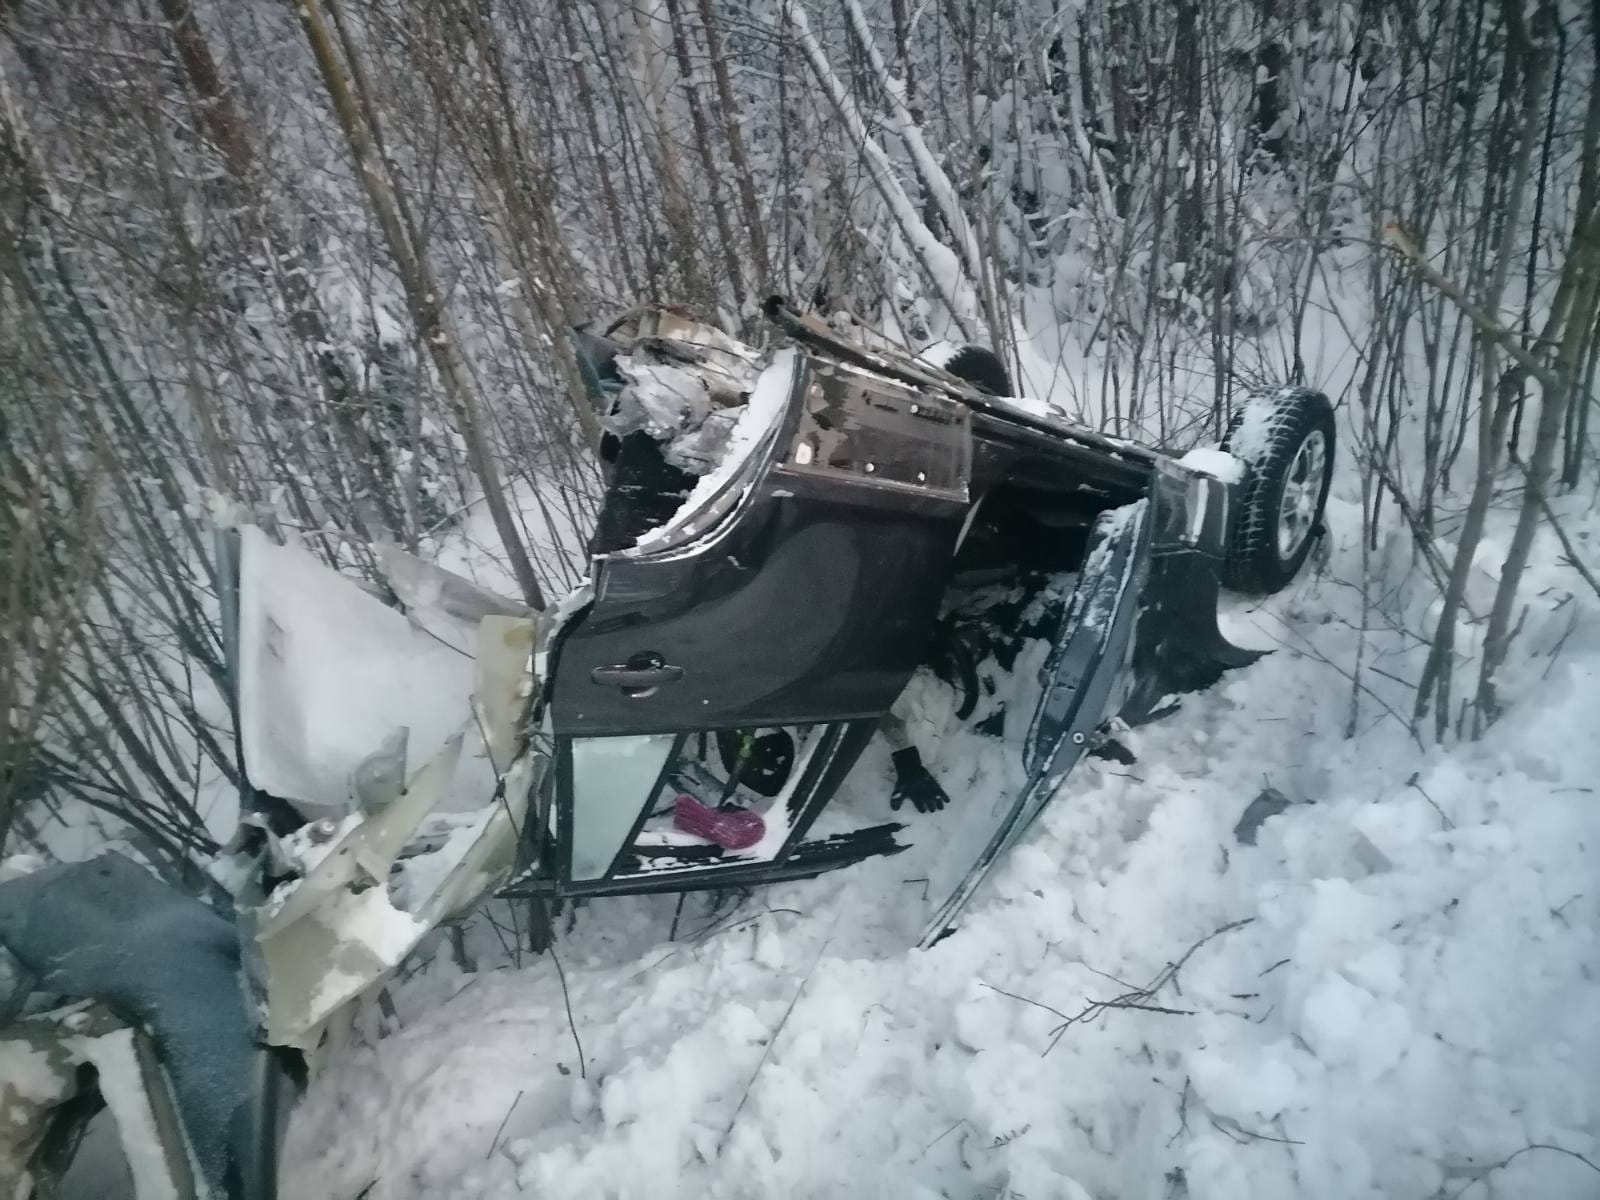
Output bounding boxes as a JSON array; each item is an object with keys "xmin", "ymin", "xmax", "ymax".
[{"xmin": 1276, "ymin": 429, "xmax": 1327, "ymax": 559}]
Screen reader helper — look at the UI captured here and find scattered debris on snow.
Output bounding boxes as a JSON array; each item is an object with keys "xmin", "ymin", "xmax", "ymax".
[{"xmin": 1232, "ymin": 785, "xmax": 1295, "ymax": 845}]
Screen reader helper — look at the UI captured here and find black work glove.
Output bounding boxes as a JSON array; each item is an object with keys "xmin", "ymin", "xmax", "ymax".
[{"xmin": 890, "ymin": 747, "xmax": 951, "ymax": 814}]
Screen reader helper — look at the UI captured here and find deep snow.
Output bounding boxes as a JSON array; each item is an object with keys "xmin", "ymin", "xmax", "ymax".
[{"xmin": 277, "ymin": 487, "xmax": 1600, "ymax": 1200}]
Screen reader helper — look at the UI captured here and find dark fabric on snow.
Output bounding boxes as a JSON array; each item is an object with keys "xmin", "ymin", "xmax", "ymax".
[{"xmin": 0, "ymin": 854, "xmax": 259, "ymax": 1195}]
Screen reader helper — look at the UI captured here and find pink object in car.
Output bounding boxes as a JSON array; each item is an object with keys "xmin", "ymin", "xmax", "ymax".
[{"xmin": 673, "ymin": 794, "xmax": 765, "ymax": 851}]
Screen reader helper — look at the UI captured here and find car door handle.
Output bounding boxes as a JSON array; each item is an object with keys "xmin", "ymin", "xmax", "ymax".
[{"xmin": 591, "ymin": 657, "xmax": 685, "ymax": 691}]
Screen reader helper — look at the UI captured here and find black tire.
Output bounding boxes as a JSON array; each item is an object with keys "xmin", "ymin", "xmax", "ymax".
[
  {"xmin": 923, "ymin": 343, "xmax": 1012, "ymax": 397},
  {"xmin": 1221, "ymin": 386, "xmax": 1335, "ymax": 594}
]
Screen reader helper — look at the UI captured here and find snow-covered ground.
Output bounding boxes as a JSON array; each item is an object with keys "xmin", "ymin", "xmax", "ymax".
[{"xmin": 278, "ymin": 482, "xmax": 1600, "ymax": 1200}]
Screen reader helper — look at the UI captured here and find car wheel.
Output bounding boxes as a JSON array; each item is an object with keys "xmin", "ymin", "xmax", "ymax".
[
  {"xmin": 1221, "ymin": 385, "xmax": 1335, "ymax": 594},
  {"xmin": 920, "ymin": 341, "xmax": 1012, "ymax": 397}
]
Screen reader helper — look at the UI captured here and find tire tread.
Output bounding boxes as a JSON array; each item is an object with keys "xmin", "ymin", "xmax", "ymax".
[{"xmin": 1221, "ymin": 386, "xmax": 1335, "ymax": 594}]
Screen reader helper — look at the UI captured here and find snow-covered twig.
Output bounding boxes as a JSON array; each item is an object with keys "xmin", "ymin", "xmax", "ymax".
[
  {"xmin": 1247, "ymin": 616, "xmax": 1425, "ymax": 749},
  {"xmin": 979, "ymin": 982, "xmax": 1072, "ymax": 1024},
  {"xmin": 548, "ymin": 940, "xmax": 585, "ymax": 1080},
  {"xmin": 987, "ymin": 919, "xmax": 1255, "ymax": 1056},
  {"xmin": 668, "ymin": 892, "xmax": 689, "ymax": 942},
  {"xmin": 1167, "ymin": 1076, "xmax": 1191, "ymax": 1147},
  {"xmin": 479, "ymin": 906, "xmax": 523, "ymax": 969},
  {"xmin": 692, "ymin": 907, "xmax": 803, "ymax": 945},
  {"xmin": 1509, "ymin": 449, "xmax": 1600, "ymax": 601},
  {"xmin": 917, "ymin": 1119, "xmax": 968, "ymax": 1160},
  {"xmin": 1208, "ymin": 1116, "xmax": 1304, "ymax": 1147},
  {"xmin": 1542, "ymin": 605, "xmax": 1582, "ymax": 680},
  {"xmin": 486, "ymin": 1089, "xmax": 523, "ymax": 1160},
  {"xmin": 720, "ymin": 910, "xmax": 841, "ymax": 1146},
  {"xmin": 1406, "ymin": 772, "xmax": 1455, "ymax": 830},
  {"xmin": 1445, "ymin": 1142, "xmax": 1600, "ymax": 1199},
  {"xmin": 1381, "ymin": 223, "xmax": 1559, "ymax": 390}
]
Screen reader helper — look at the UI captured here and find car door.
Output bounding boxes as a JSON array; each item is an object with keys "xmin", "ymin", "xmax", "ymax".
[
  {"xmin": 910, "ymin": 460, "xmax": 1254, "ymax": 944},
  {"xmin": 545, "ymin": 350, "xmax": 972, "ymax": 885},
  {"xmin": 915, "ymin": 494, "xmax": 1155, "ymax": 945}
]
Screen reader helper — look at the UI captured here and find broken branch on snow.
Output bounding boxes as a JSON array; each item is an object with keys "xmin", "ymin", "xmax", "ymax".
[{"xmin": 984, "ymin": 919, "xmax": 1256, "ymax": 1056}]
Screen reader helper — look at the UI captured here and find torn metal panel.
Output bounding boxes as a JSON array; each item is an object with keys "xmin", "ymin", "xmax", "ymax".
[
  {"xmin": 247, "ymin": 737, "xmax": 538, "ymax": 1051},
  {"xmin": 236, "ymin": 526, "xmax": 481, "ymax": 820},
  {"xmin": 376, "ymin": 541, "xmax": 532, "ymax": 653}
]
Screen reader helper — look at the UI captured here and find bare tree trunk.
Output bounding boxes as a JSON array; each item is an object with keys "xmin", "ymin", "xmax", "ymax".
[
  {"xmin": 1411, "ymin": 1, "xmax": 1555, "ymax": 735},
  {"xmin": 295, "ymin": 0, "xmax": 545, "ymax": 609},
  {"xmin": 609, "ymin": 0, "xmax": 713, "ymax": 313},
  {"xmin": 555, "ymin": 0, "xmax": 644, "ymax": 297},
  {"xmin": 662, "ymin": 0, "xmax": 747, "ymax": 317},
  {"xmin": 155, "ymin": 0, "xmax": 253, "ymax": 177},
  {"xmin": 1478, "ymin": 48, "xmax": 1600, "ymax": 720},
  {"xmin": 456, "ymin": 2, "xmax": 603, "ymax": 449},
  {"xmin": 694, "ymin": 0, "xmax": 768, "ymax": 291},
  {"xmin": 841, "ymin": 0, "xmax": 1000, "ymax": 338},
  {"xmin": 155, "ymin": 0, "xmax": 418, "ymax": 537},
  {"xmin": 1478, "ymin": 256, "xmax": 1599, "ymax": 721},
  {"xmin": 785, "ymin": 0, "xmax": 977, "ymax": 338}
]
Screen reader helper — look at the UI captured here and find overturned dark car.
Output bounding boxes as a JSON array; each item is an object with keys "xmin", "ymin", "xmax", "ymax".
[
  {"xmin": 0, "ymin": 300, "xmax": 1333, "ymax": 1200},
  {"xmin": 524, "ymin": 297, "xmax": 1335, "ymax": 938}
]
